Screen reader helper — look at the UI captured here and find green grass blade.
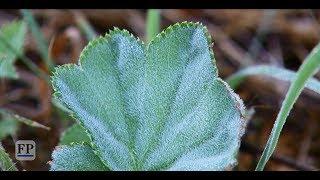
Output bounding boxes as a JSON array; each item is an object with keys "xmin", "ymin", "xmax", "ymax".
[
  {"xmin": 75, "ymin": 14, "xmax": 97, "ymax": 41},
  {"xmin": 146, "ymin": 9, "xmax": 160, "ymax": 43},
  {"xmin": 0, "ymin": 143, "xmax": 17, "ymax": 171},
  {"xmin": 226, "ymin": 65, "xmax": 320, "ymax": 95},
  {"xmin": 21, "ymin": 9, "xmax": 54, "ymax": 71},
  {"xmin": 255, "ymin": 43, "xmax": 320, "ymax": 171}
]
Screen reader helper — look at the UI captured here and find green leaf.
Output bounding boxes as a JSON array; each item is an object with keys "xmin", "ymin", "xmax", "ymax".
[
  {"xmin": 226, "ymin": 65, "xmax": 320, "ymax": 94},
  {"xmin": 0, "ymin": 143, "xmax": 17, "ymax": 171},
  {"xmin": 50, "ymin": 144, "xmax": 109, "ymax": 171},
  {"xmin": 59, "ymin": 124, "xmax": 91, "ymax": 145},
  {"xmin": 0, "ymin": 21, "xmax": 27, "ymax": 79},
  {"xmin": 51, "ymin": 22, "xmax": 246, "ymax": 171}
]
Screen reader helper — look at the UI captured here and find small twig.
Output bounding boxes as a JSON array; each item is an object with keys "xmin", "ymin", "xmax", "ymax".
[
  {"xmin": 162, "ymin": 10, "xmax": 254, "ymax": 68},
  {"xmin": 297, "ymin": 112, "xmax": 317, "ymax": 164},
  {"xmin": 245, "ymin": 10, "xmax": 277, "ymax": 62},
  {"xmin": 241, "ymin": 141, "xmax": 316, "ymax": 171},
  {"xmin": 207, "ymin": 24, "xmax": 255, "ymax": 67},
  {"xmin": 0, "ymin": 108, "xmax": 50, "ymax": 131}
]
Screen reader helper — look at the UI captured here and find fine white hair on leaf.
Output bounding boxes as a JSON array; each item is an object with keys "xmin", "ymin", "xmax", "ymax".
[{"xmin": 50, "ymin": 22, "xmax": 247, "ymax": 171}]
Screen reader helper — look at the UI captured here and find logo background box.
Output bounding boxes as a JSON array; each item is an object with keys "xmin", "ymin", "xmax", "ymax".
[{"xmin": 15, "ymin": 140, "xmax": 36, "ymax": 161}]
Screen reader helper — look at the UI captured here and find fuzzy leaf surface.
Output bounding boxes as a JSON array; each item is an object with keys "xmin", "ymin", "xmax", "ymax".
[
  {"xmin": 51, "ymin": 22, "xmax": 246, "ymax": 171},
  {"xmin": 50, "ymin": 144, "xmax": 109, "ymax": 171},
  {"xmin": 59, "ymin": 124, "xmax": 91, "ymax": 145}
]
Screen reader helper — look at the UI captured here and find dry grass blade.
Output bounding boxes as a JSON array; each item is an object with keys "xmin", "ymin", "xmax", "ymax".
[{"xmin": 0, "ymin": 109, "xmax": 50, "ymax": 131}]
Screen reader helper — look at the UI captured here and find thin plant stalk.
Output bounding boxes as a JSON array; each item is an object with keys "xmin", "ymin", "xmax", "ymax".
[
  {"xmin": 146, "ymin": 9, "xmax": 160, "ymax": 43},
  {"xmin": 255, "ymin": 42, "xmax": 320, "ymax": 171},
  {"xmin": 21, "ymin": 9, "xmax": 55, "ymax": 72},
  {"xmin": 73, "ymin": 11, "xmax": 97, "ymax": 41},
  {"xmin": 0, "ymin": 109, "xmax": 50, "ymax": 130}
]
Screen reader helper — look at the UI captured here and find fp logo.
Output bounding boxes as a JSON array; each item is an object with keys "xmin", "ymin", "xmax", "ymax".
[{"xmin": 15, "ymin": 140, "xmax": 36, "ymax": 161}]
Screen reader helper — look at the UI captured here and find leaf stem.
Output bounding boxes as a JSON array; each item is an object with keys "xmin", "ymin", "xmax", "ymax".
[
  {"xmin": 255, "ymin": 42, "xmax": 320, "ymax": 171},
  {"xmin": 146, "ymin": 9, "xmax": 160, "ymax": 43}
]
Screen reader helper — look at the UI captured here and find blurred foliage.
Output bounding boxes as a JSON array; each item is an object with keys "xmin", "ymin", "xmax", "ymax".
[
  {"xmin": 0, "ymin": 21, "xmax": 26, "ymax": 78},
  {"xmin": 0, "ymin": 112, "xmax": 19, "ymax": 140},
  {"xmin": 0, "ymin": 143, "xmax": 17, "ymax": 171}
]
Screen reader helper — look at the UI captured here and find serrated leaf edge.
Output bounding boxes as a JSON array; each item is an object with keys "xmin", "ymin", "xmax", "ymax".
[
  {"xmin": 58, "ymin": 124, "xmax": 87, "ymax": 146},
  {"xmin": 216, "ymin": 78, "xmax": 248, "ymax": 169},
  {"xmin": 51, "ymin": 22, "xmax": 241, "ymax": 171},
  {"xmin": 51, "ymin": 28, "xmax": 146, "ymax": 170},
  {"xmin": 50, "ymin": 142, "xmax": 108, "ymax": 170},
  {"xmin": 148, "ymin": 21, "xmax": 218, "ymax": 77}
]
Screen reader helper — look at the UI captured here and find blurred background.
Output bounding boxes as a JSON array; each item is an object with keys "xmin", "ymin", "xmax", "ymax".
[{"xmin": 0, "ymin": 9, "xmax": 320, "ymax": 171}]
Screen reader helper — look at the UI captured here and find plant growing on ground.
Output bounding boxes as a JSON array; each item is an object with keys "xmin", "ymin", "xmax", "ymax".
[
  {"xmin": 50, "ymin": 22, "xmax": 247, "ymax": 171},
  {"xmin": 226, "ymin": 60, "xmax": 320, "ymax": 170},
  {"xmin": 255, "ymin": 43, "xmax": 320, "ymax": 170},
  {"xmin": 225, "ymin": 44, "xmax": 320, "ymax": 170}
]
